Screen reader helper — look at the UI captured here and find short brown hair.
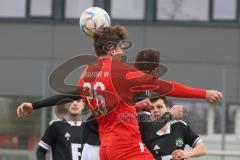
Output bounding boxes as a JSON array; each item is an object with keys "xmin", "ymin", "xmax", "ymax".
[
  {"xmin": 93, "ymin": 25, "xmax": 128, "ymax": 57},
  {"xmin": 150, "ymin": 94, "xmax": 172, "ymax": 108},
  {"xmin": 135, "ymin": 48, "xmax": 160, "ymax": 74}
]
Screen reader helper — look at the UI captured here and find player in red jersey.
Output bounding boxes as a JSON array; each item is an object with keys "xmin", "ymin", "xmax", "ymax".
[
  {"xmin": 77, "ymin": 25, "xmax": 222, "ymax": 160},
  {"xmin": 17, "ymin": 25, "xmax": 222, "ymax": 160}
]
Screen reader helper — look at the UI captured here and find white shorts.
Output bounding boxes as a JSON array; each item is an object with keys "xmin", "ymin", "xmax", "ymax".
[{"xmin": 81, "ymin": 143, "xmax": 100, "ymax": 160}]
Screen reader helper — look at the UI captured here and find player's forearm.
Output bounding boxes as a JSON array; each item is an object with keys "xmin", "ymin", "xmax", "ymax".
[
  {"xmin": 152, "ymin": 112, "xmax": 172, "ymax": 130},
  {"xmin": 166, "ymin": 81, "xmax": 206, "ymax": 99},
  {"xmin": 32, "ymin": 90, "xmax": 81, "ymax": 110},
  {"xmin": 138, "ymin": 112, "xmax": 172, "ymax": 133},
  {"xmin": 36, "ymin": 147, "xmax": 47, "ymax": 160},
  {"xmin": 149, "ymin": 79, "xmax": 206, "ymax": 99},
  {"xmin": 188, "ymin": 143, "xmax": 207, "ymax": 158}
]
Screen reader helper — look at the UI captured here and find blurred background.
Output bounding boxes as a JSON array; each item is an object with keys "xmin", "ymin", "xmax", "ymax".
[{"xmin": 0, "ymin": 0, "xmax": 239, "ymax": 160}]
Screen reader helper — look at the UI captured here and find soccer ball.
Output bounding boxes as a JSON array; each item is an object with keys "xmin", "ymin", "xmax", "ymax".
[{"xmin": 79, "ymin": 7, "xmax": 111, "ymax": 37}]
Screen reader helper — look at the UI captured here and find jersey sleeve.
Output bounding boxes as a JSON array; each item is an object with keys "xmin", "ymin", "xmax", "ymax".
[
  {"xmin": 130, "ymin": 78, "xmax": 206, "ymax": 99},
  {"xmin": 32, "ymin": 90, "xmax": 82, "ymax": 110},
  {"xmin": 36, "ymin": 146, "xmax": 47, "ymax": 160},
  {"xmin": 119, "ymin": 62, "xmax": 206, "ymax": 99},
  {"xmin": 164, "ymin": 81, "xmax": 206, "ymax": 98},
  {"xmin": 127, "ymin": 72, "xmax": 206, "ymax": 99},
  {"xmin": 184, "ymin": 124, "xmax": 202, "ymax": 148},
  {"xmin": 38, "ymin": 123, "xmax": 57, "ymax": 151}
]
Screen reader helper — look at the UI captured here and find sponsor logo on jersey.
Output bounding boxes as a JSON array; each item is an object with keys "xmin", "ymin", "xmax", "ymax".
[
  {"xmin": 64, "ymin": 132, "xmax": 71, "ymax": 141},
  {"xmin": 153, "ymin": 144, "xmax": 160, "ymax": 154},
  {"xmin": 175, "ymin": 138, "xmax": 184, "ymax": 147}
]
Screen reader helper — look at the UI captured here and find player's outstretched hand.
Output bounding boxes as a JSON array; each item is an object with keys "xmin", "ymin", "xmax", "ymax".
[
  {"xmin": 206, "ymin": 90, "xmax": 223, "ymax": 104},
  {"xmin": 172, "ymin": 149, "xmax": 191, "ymax": 160},
  {"xmin": 16, "ymin": 102, "xmax": 34, "ymax": 117},
  {"xmin": 168, "ymin": 105, "xmax": 183, "ymax": 120},
  {"xmin": 135, "ymin": 98, "xmax": 153, "ymax": 110}
]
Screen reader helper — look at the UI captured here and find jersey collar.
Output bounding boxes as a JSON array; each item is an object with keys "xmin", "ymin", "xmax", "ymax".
[
  {"xmin": 63, "ymin": 118, "xmax": 82, "ymax": 126},
  {"xmin": 156, "ymin": 122, "xmax": 171, "ymax": 136}
]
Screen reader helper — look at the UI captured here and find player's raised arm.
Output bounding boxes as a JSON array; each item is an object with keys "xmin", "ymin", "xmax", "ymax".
[
  {"xmin": 16, "ymin": 102, "xmax": 34, "ymax": 117},
  {"xmin": 135, "ymin": 92, "xmax": 183, "ymax": 134},
  {"xmin": 138, "ymin": 105, "xmax": 183, "ymax": 132},
  {"xmin": 132, "ymin": 48, "xmax": 223, "ymax": 104},
  {"xmin": 159, "ymin": 80, "xmax": 223, "ymax": 104},
  {"xmin": 129, "ymin": 75, "xmax": 222, "ymax": 104},
  {"xmin": 205, "ymin": 90, "xmax": 223, "ymax": 104},
  {"xmin": 16, "ymin": 90, "xmax": 82, "ymax": 117},
  {"xmin": 120, "ymin": 62, "xmax": 222, "ymax": 104}
]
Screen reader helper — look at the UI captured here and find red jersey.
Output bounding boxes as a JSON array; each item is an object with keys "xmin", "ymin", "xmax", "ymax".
[{"xmin": 78, "ymin": 56, "xmax": 205, "ymax": 146}]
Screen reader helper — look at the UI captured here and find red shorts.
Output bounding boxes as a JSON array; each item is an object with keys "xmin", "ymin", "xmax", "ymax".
[{"xmin": 100, "ymin": 142, "xmax": 154, "ymax": 160}]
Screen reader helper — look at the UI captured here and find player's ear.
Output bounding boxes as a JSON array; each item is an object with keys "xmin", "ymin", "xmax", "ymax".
[
  {"xmin": 153, "ymin": 67, "xmax": 158, "ymax": 76},
  {"xmin": 149, "ymin": 67, "xmax": 158, "ymax": 76},
  {"xmin": 108, "ymin": 48, "xmax": 115, "ymax": 56},
  {"xmin": 64, "ymin": 103, "xmax": 70, "ymax": 110}
]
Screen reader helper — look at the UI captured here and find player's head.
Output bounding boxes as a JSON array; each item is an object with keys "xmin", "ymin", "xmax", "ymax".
[
  {"xmin": 135, "ymin": 48, "xmax": 160, "ymax": 76},
  {"xmin": 65, "ymin": 100, "xmax": 85, "ymax": 116},
  {"xmin": 93, "ymin": 25, "xmax": 128, "ymax": 57},
  {"xmin": 149, "ymin": 95, "xmax": 171, "ymax": 120}
]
